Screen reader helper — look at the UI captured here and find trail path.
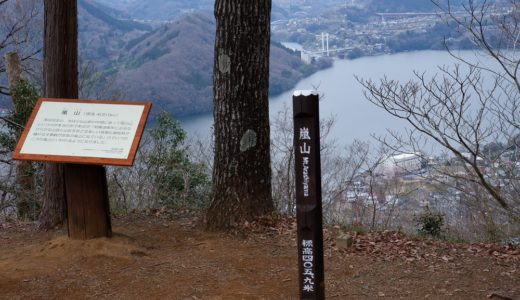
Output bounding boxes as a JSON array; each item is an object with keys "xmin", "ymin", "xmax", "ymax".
[{"xmin": 0, "ymin": 215, "xmax": 518, "ymax": 299}]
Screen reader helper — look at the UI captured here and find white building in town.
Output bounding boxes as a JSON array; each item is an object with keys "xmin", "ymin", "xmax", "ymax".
[{"xmin": 379, "ymin": 152, "xmax": 424, "ymax": 176}]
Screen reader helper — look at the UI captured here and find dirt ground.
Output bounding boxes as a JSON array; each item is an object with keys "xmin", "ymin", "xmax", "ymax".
[{"xmin": 0, "ymin": 214, "xmax": 518, "ymax": 300}]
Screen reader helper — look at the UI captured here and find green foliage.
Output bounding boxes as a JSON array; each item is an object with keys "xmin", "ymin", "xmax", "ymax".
[
  {"xmin": 0, "ymin": 80, "xmax": 41, "ymax": 220},
  {"xmin": 273, "ymin": 41, "xmax": 299, "ymax": 57},
  {"xmin": 415, "ymin": 207, "xmax": 444, "ymax": 238},
  {"xmin": 1, "ymin": 80, "xmax": 38, "ymax": 147},
  {"xmin": 0, "ymin": 131, "xmax": 15, "ymax": 152},
  {"xmin": 125, "ymin": 30, "xmax": 155, "ymax": 50},
  {"xmin": 15, "ymin": 162, "xmax": 43, "ymax": 221},
  {"xmin": 147, "ymin": 112, "xmax": 210, "ymax": 210},
  {"xmin": 108, "ymin": 111, "xmax": 211, "ymax": 214},
  {"xmin": 298, "ymin": 64, "xmax": 316, "ymax": 77},
  {"xmin": 347, "ymin": 48, "xmax": 364, "ymax": 60},
  {"xmin": 314, "ymin": 57, "xmax": 333, "ymax": 70},
  {"xmin": 127, "ymin": 46, "xmax": 170, "ymax": 69},
  {"xmin": 126, "ymin": 57, "xmax": 145, "ymax": 69},
  {"xmin": 353, "ymin": 225, "xmax": 367, "ymax": 235},
  {"xmin": 142, "ymin": 46, "xmax": 170, "ymax": 61}
]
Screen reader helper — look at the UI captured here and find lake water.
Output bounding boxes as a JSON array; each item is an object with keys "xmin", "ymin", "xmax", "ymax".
[{"xmin": 180, "ymin": 50, "xmax": 488, "ymax": 147}]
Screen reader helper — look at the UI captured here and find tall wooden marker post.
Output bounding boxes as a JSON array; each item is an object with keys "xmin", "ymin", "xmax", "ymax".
[{"xmin": 293, "ymin": 90, "xmax": 325, "ymax": 299}]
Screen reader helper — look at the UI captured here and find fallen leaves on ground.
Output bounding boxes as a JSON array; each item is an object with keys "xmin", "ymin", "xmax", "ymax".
[{"xmin": 0, "ymin": 214, "xmax": 518, "ymax": 299}]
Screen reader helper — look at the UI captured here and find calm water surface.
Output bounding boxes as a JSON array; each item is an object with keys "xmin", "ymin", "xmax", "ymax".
[{"xmin": 180, "ymin": 50, "xmax": 485, "ymax": 146}]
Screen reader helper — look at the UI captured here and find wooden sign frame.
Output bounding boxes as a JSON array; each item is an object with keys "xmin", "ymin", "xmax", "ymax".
[{"xmin": 13, "ymin": 98, "xmax": 152, "ymax": 166}]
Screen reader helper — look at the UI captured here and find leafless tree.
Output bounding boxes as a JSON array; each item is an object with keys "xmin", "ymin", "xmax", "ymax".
[
  {"xmin": 270, "ymin": 104, "xmax": 377, "ymax": 225},
  {"xmin": 358, "ymin": 0, "xmax": 520, "ymax": 237},
  {"xmin": 0, "ymin": 0, "xmax": 41, "ymax": 95}
]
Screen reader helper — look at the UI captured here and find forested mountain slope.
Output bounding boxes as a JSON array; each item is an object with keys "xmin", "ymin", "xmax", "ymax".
[
  {"xmin": 111, "ymin": 13, "xmax": 328, "ymax": 116},
  {"xmin": 1, "ymin": 1, "xmax": 328, "ymax": 116}
]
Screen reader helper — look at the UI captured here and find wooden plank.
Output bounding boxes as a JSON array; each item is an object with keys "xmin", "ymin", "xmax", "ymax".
[{"xmin": 65, "ymin": 164, "xmax": 112, "ymax": 239}]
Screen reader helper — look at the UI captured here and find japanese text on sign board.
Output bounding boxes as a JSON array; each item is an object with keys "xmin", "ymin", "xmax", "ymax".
[
  {"xmin": 299, "ymin": 126, "xmax": 311, "ymax": 197},
  {"xmin": 302, "ymin": 239, "xmax": 315, "ymax": 292},
  {"xmin": 20, "ymin": 101, "xmax": 144, "ymax": 159},
  {"xmin": 33, "ymin": 118, "xmax": 133, "ymax": 148}
]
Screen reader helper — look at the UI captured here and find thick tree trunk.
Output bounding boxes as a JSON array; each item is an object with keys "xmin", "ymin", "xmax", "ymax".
[
  {"xmin": 38, "ymin": 0, "xmax": 78, "ymax": 229},
  {"xmin": 39, "ymin": 164, "xmax": 66, "ymax": 228},
  {"xmin": 206, "ymin": 0, "xmax": 274, "ymax": 230},
  {"xmin": 39, "ymin": 0, "xmax": 112, "ymax": 238}
]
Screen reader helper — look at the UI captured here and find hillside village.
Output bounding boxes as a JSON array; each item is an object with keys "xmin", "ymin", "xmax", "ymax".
[
  {"xmin": 325, "ymin": 138, "xmax": 517, "ymax": 241},
  {"xmin": 274, "ymin": 0, "xmax": 515, "ymax": 59}
]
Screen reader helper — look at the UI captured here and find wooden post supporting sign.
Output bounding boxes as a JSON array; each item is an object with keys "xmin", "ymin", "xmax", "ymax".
[
  {"xmin": 13, "ymin": 98, "xmax": 152, "ymax": 239},
  {"xmin": 65, "ymin": 164, "xmax": 112, "ymax": 239},
  {"xmin": 293, "ymin": 90, "xmax": 325, "ymax": 299},
  {"xmin": 36, "ymin": 1, "xmax": 150, "ymax": 239}
]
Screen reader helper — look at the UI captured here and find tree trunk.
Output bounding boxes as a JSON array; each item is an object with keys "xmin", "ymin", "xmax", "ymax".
[
  {"xmin": 5, "ymin": 52, "xmax": 36, "ymax": 220},
  {"xmin": 38, "ymin": 0, "xmax": 78, "ymax": 229},
  {"xmin": 39, "ymin": 0, "xmax": 112, "ymax": 238},
  {"xmin": 206, "ymin": 0, "xmax": 274, "ymax": 230},
  {"xmin": 5, "ymin": 52, "xmax": 22, "ymax": 88},
  {"xmin": 39, "ymin": 163, "xmax": 66, "ymax": 228}
]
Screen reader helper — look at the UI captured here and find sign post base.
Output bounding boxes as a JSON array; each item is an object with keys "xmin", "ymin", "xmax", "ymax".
[{"xmin": 65, "ymin": 164, "xmax": 112, "ymax": 239}]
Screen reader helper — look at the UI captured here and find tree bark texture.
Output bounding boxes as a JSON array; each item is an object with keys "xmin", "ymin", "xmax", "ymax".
[
  {"xmin": 40, "ymin": 0, "xmax": 111, "ymax": 238},
  {"xmin": 5, "ymin": 52, "xmax": 22, "ymax": 88},
  {"xmin": 206, "ymin": 0, "xmax": 274, "ymax": 230},
  {"xmin": 39, "ymin": 0, "xmax": 78, "ymax": 229}
]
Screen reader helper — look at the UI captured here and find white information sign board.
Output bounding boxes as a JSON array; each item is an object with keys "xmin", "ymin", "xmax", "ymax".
[{"xmin": 13, "ymin": 98, "xmax": 152, "ymax": 166}]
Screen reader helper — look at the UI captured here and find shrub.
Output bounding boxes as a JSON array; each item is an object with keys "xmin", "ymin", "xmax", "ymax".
[
  {"xmin": 415, "ymin": 206, "xmax": 444, "ymax": 238},
  {"xmin": 0, "ymin": 80, "xmax": 41, "ymax": 220},
  {"xmin": 108, "ymin": 111, "xmax": 211, "ymax": 214},
  {"xmin": 147, "ymin": 112, "xmax": 210, "ymax": 209}
]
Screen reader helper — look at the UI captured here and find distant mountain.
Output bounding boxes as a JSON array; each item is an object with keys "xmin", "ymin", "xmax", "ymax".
[
  {"xmin": 367, "ymin": 0, "xmax": 437, "ymax": 12},
  {"xmin": 112, "ymin": 13, "xmax": 328, "ymax": 116},
  {"xmin": 1, "ymin": 1, "xmax": 328, "ymax": 116},
  {"xmin": 94, "ymin": 0, "xmax": 289, "ymax": 22},
  {"xmin": 94, "ymin": 0, "xmax": 213, "ymax": 21},
  {"xmin": 78, "ymin": 0, "xmax": 152, "ymax": 66},
  {"xmin": 366, "ymin": 0, "xmax": 494, "ymax": 12},
  {"xmin": 113, "ymin": 14, "xmax": 214, "ymax": 116}
]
